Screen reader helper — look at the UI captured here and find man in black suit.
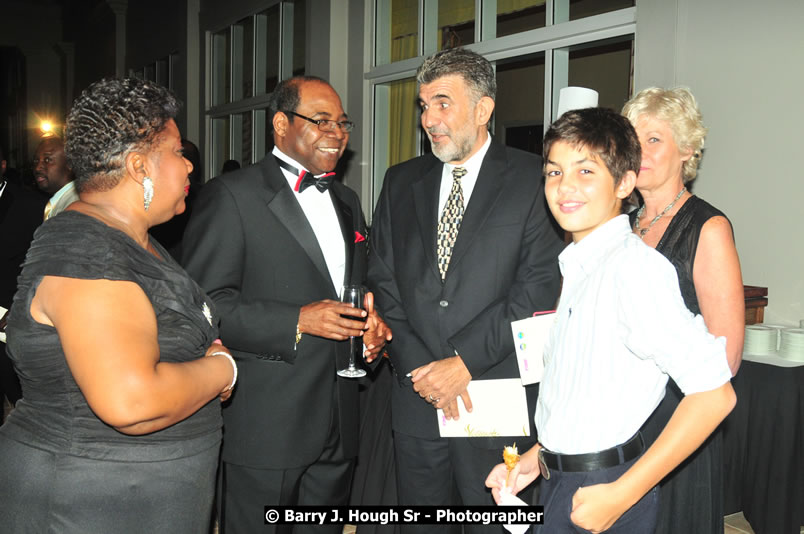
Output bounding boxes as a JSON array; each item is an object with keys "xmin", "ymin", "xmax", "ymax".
[
  {"xmin": 0, "ymin": 146, "xmax": 46, "ymax": 414},
  {"xmin": 182, "ymin": 76, "xmax": 390, "ymax": 534},
  {"xmin": 33, "ymin": 136, "xmax": 78, "ymax": 220},
  {"xmin": 368, "ymin": 48, "xmax": 564, "ymax": 531}
]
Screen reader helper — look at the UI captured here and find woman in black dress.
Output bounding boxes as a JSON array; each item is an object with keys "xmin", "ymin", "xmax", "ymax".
[
  {"xmin": 0, "ymin": 78, "xmax": 236, "ymax": 533},
  {"xmin": 623, "ymin": 87, "xmax": 744, "ymax": 534}
]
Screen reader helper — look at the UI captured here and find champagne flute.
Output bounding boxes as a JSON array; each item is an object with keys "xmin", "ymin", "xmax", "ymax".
[{"xmin": 337, "ymin": 284, "xmax": 367, "ymax": 378}]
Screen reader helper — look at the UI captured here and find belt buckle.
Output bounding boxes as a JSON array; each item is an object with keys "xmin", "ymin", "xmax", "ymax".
[{"xmin": 537, "ymin": 447, "xmax": 551, "ymax": 480}]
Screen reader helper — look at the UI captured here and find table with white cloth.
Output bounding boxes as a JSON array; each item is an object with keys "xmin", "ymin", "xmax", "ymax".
[{"xmin": 723, "ymin": 353, "xmax": 804, "ymax": 534}]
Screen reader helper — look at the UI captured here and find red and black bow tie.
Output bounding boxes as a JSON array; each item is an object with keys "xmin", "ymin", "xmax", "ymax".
[{"xmin": 275, "ymin": 157, "xmax": 335, "ymax": 193}]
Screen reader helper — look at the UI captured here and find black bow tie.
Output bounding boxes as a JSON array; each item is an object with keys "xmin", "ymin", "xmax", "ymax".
[
  {"xmin": 275, "ymin": 157, "xmax": 335, "ymax": 193},
  {"xmin": 297, "ymin": 171, "xmax": 335, "ymax": 193}
]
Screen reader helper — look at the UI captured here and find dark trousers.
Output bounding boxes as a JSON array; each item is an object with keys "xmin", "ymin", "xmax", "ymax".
[
  {"xmin": 218, "ymin": 410, "xmax": 353, "ymax": 534},
  {"xmin": 533, "ymin": 456, "xmax": 659, "ymax": 534},
  {"xmin": 394, "ymin": 432, "xmax": 536, "ymax": 534}
]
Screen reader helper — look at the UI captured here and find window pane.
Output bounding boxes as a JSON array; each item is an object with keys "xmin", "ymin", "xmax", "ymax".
[
  {"xmin": 373, "ymin": 77, "xmax": 419, "ymax": 202},
  {"xmin": 256, "ymin": 6, "xmax": 280, "ymax": 95},
  {"xmin": 233, "ymin": 16, "xmax": 254, "ymax": 100},
  {"xmin": 155, "ymin": 58, "xmax": 168, "ymax": 86},
  {"xmin": 211, "ymin": 116, "xmax": 231, "ymax": 177},
  {"xmin": 375, "ymin": 0, "xmax": 419, "ymax": 65},
  {"xmin": 495, "ymin": 52, "xmax": 546, "ymax": 155},
  {"xmin": 292, "ymin": 0, "xmax": 306, "ymax": 76},
  {"xmin": 439, "ymin": 0, "xmax": 475, "ymax": 50},
  {"xmin": 562, "ymin": 37, "xmax": 633, "ymax": 112},
  {"xmin": 254, "ymin": 108, "xmax": 267, "ymax": 161},
  {"xmin": 169, "ymin": 52, "xmax": 179, "ymax": 90},
  {"xmin": 568, "ymin": 0, "xmax": 634, "ymax": 21},
  {"xmin": 211, "ymin": 28, "xmax": 231, "ymax": 106},
  {"xmin": 263, "ymin": 108, "xmax": 275, "ymax": 157},
  {"xmin": 233, "ymin": 110, "xmax": 253, "ymax": 167},
  {"xmin": 495, "ymin": 1, "xmax": 546, "ymax": 39}
]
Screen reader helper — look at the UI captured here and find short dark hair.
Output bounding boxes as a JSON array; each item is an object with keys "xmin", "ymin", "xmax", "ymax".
[
  {"xmin": 416, "ymin": 48, "xmax": 496, "ymax": 103},
  {"xmin": 269, "ymin": 75, "xmax": 329, "ymax": 124},
  {"xmin": 65, "ymin": 77, "xmax": 180, "ymax": 193},
  {"xmin": 543, "ymin": 108, "xmax": 641, "ymax": 185}
]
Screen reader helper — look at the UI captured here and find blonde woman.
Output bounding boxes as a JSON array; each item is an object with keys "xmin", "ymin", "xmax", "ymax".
[{"xmin": 623, "ymin": 87, "xmax": 744, "ymax": 534}]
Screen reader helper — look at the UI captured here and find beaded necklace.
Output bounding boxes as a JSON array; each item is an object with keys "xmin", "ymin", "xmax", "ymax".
[{"xmin": 634, "ymin": 187, "xmax": 687, "ymax": 238}]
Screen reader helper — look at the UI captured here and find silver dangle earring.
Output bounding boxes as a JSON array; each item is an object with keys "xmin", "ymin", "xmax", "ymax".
[{"xmin": 142, "ymin": 176, "xmax": 154, "ymax": 211}]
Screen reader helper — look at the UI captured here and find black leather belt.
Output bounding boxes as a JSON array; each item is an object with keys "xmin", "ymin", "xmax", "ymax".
[{"xmin": 537, "ymin": 432, "xmax": 644, "ymax": 480}]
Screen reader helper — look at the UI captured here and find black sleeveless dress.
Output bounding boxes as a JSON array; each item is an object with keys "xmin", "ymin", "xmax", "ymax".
[
  {"xmin": 631, "ymin": 195, "xmax": 731, "ymax": 534},
  {"xmin": 0, "ymin": 211, "xmax": 222, "ymax": 533}
]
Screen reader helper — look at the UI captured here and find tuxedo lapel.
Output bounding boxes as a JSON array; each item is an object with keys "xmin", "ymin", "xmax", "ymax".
[
  {"xmin": 330, "ymin": 184, "xmax": 355, "ymax": 289},
  {"xmin": 411, "ymin": 157, "xmax": 442, "ymax": 281},
  {"xmin": 447, "ymin": 142, "xmax": 508, "ymax": 272},
  {"xmin": 0, "ymin": 183, "xmax": 13, "ymax": 226},
  {"xmin": 259, "ymin": 160, "xmax": 333, "ymax": 290}
]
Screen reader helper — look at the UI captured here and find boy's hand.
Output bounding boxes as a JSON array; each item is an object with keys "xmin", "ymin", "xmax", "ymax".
[
  {"xmin": 570, "ymin": 482, "xmax": 632, "ymax": 533},
  {"xmin": 485, "ymin": 446, "xmax": 542, "ymax": 504}
]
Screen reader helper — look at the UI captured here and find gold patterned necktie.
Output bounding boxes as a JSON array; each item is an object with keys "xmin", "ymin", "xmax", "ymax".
[
  {"xmin": 43, "ymin": 200, "xmax": 53, "ymax": 221},
  {"xmin": 437, "ymin": 166, "xmax": 467, "ymax": 281}
]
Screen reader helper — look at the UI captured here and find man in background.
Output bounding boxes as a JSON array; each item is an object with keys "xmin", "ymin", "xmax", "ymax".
[
  {"xmin": 0, "ymin": 145, "xmax": 46, "ymax": 418},
  {"xmin": 33, "ymin": 136, "xmax": 77, "ymax": 220}
]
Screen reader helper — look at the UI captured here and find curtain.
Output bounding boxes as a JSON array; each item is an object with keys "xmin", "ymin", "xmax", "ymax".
[{"xmin": 388, "ymin": 35, "xmax": 419, "ymax": 167}]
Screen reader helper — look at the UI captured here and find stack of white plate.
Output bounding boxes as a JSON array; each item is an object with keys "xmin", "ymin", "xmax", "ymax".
[
  {"xmin": 761, "ymin": 324, "xmax": 788, "ymax": 350},
  {"xmin": 779, "ymin": 328, "xmax": 804, "ymax": 362},
  {"xmin": 744, "ymin": 325, "xmax": 779, "ymax": 354}
]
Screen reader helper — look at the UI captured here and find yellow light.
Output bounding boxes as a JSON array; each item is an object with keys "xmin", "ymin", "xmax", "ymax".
[{"xmin": 40, "ymin": 121, "xmax": 54, "ymax": 135}]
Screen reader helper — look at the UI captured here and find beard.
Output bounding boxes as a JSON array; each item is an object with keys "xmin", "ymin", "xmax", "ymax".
[{"xmin": 427, "ymin": 125, "xmax": 478, "ymax": 164}]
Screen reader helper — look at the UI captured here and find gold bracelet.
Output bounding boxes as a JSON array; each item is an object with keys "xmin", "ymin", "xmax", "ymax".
[{"xmin": 295, "ymin": 324, "xmax": 302, "ymax": 344}]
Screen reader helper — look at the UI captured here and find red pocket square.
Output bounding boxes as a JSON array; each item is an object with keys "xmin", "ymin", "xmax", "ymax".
[{"xmin": 354, "ymin": 231, "xmax": 366, "ymax": 243}]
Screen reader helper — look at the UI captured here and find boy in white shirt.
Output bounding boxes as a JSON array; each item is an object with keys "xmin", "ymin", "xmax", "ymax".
[{"xmin": 485, "ymin": 108, "xmax": 735, "ymax": 533}]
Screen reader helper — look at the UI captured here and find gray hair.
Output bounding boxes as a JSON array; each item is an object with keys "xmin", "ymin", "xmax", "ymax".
[
  {"xmin": 416, "ymin": 48, "xmax": 496, "ymax": 103},
  {"xmin": 622, "ymin": 87, "xmax": 707, "ymax": 183}
]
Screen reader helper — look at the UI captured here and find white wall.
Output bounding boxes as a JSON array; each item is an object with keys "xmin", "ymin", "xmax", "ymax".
[{"xmin": 635, "ymin": 0, "xmax": 804, "ymax": 325}]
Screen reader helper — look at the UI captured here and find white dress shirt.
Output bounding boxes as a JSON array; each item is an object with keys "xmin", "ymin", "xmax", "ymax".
[
  {"xmin": 272, "ymin": 147, "xmax": 345, "ymax": 293},
  {"xmin": 437, "ymin": 134, "xmax": 492, "ymax": 215},
  {"xmin": 44, "ymin": 180, "xmax": 79, "ymax": 220},
  {"xmin": 535, "ymin": 215, "xmax": 731, "ymax": 454}
]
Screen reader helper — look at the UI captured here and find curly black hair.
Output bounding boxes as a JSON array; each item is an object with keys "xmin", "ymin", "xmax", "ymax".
[{"xmin": 64, "ymin": 77, "xmax": 180, "ymax": 193}]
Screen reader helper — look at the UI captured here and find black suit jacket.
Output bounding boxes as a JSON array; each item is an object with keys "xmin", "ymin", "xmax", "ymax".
[
  {"xmin": 367, "ymin": 140, "xmax": 564, "ymax": 444},
  {"xmin": 1, "ymin": 181, "xmax": 45, "ymax": 404},
  {"xmin": 181, "ymin": 157, "xmax": 368, "ymax": 469},
  {"xmin": 0, "ymin": 181, "xmax": 46, "ymax": 308}
]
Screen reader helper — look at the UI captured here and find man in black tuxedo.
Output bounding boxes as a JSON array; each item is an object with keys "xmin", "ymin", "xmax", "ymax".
[
  {"xmin": 0, "ymin": 146, "xmax": 46, "ymax": 414},
  {"xmin": 367, "ymin": 48, "xmax": 564, "ymax": 531},
  {"xmin": 182, "ymin": 76, "xmax": 390, "ymax": 534}
]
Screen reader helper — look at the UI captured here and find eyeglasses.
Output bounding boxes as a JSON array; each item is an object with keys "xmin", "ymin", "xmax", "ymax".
[{"xmin": 284, "ymin": 111, "xmax": 355, "ymax": 133}]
